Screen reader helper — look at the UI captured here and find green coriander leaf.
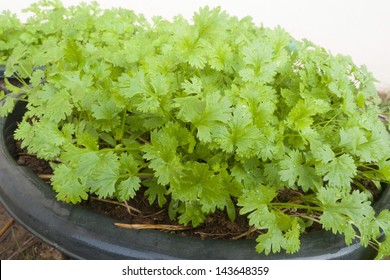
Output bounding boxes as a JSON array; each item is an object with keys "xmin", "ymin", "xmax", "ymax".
[
  {"xmin": 181, "ymin": 76, "xmax": 202, "ymax": 95},
  {"xmin": 19, "ymin": 119, "xmax": 69, "ymax": 160},
  {"xmin": 318, "ymin": 188, "xmax": 375, "ymax": 245},
  {"xmin": 170, "ymin": 162, "xmax": 229, "ymax": 214},
  {"xmin": 51, "ymin": 164, "xmax": 89, "ymax": 204},
  {"xmin": 45, "ymin": 89, "xmax": 73, "ymax": 123},
  {"xmin": 238, "ymin": 185, "xmax": 277, "ymax": 215},
  {"xmin": 143, "ymin": 178, "xmax": 168, "ymax": 207},
  {"xmin": 279, "ymin": 150, "xmax": 322, "ymax": 191},
  {"xmin": 255, "ymin": 227, "xmax": 286, "ymax": 255},
  {"xmin": 178, "ymin": 201, "xmax": 206, "ymax": 227},
  {"xmin": 88, "ymin": 151, "xmax": 120, "ymax": 198},
  {"xmin": 143, "ymin": 127, "xmax": 183, "ymax": 185},
  {"xmin": 376, "ymin": 210, "xmax": 390, "ymax": 235},
  {"xmin": 175, "ymin": 91, "xmax": 232, "ymax": 142},
  {"xmin": 0, "ymin": 95, "xmax": 17, "ymax": 117},
  {"xmin": 286, "ymin": 100, "xmax": 316, "ymax": 131},
  {"xmin": 317, "ymin": 154, "xmax": 357, "ymax": 188},
  {"xmin": 310, "ymin": 141, "xmax": 335, "ymax": 163},
  {"xmin": 118, "ymin": 177, "xmax": 141, "ymax": 201},
  {"xmin": 215, "ymin": 105, "xmax": 263, "ymax": 158},
  {"xmin": 284, "ymin": 218, "xmax": 301, "ymax": 254}
]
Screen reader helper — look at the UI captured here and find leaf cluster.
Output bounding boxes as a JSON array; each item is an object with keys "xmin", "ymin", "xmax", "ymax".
[{"xmin": 1, "ymin": 1, "xmax": 389, "ymax": 258}]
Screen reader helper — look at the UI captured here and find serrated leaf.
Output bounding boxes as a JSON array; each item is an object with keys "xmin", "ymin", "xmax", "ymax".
[
  {"xmin": 238, "ymin": 184, "xmax": 277, "ymax": 217},
  {"xmin": 310, "ymin": 141, "xmax": 335, "ymax": 163},
  {"xmin": 30, "ymin": 69, "xmax": 45, "ymax": 87},
  {"xmin": 215, "ymin": 105, "xmax": 263, "ymax": 158},
  {"xmin": 143, "ymin": 178, "xmax": 168, "ymax": 207},
  {"xmin": 0, "ymin": 95, "xmax": 17, "ymax": 117},
  {"xmin": 284, "ymin": 218, "xmax": 301, "ymax": 254},
  {"xmin": 170, "ymin": 162, "xmax": 229, "ymax": 214},
  {"xmin": 181, "ymin": 76, "xmax": 202, "ymax": 95},
  {"xmin": 87, "ymin": 152, "xmax": 120, "ymax": 198},
  {"xmin": 51, "ymin": 164, "xmax": 89, "ymax": 204},
  {"xmin": 19, "ymin": 119, "xmax": 69, "ymax": 160},
  {"xmin": 376, "ymin": 210, "xmax": 390, "ymax": 235},
  {"xmin": 255, "ymin": 228, "xmax": 286, "ymax": 255},
  {"xmin": 317, "ymin": 154, "xmax": 357, "ymax": 187},
  {"xmin": 178, "ymin": 201, "xmax": 206, "ymax": 227},
  {"xmin": 175, "ymin": 91, "xmax": 232, "ymax": 142},
  {"xmin": 286, "ymin": 100, "xmax": 315, "ymax": 131},
  {"xmin": 45, "ymin": 89, "xmax": 73, "ymax": 122},
  {"xmin": 117, "ymin": 177, "xmax": 141, "ymax": 201},
  {"xmin": 279, "ymin": 150, "xmax": 322, "ymax": 191},
  {"xmin": 376, "ymin": 237, "xmax": 390, "ymax": 260},
  {"xmin": 353, "ymin": 127, "xmax": 390, "ymax": 162},
  {"xmin": 317, "ymin": 188, "xmax": 375, "ymax": 245}
]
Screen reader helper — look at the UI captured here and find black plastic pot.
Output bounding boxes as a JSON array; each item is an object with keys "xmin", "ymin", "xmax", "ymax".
[
  {"xmin": 0, "ymin": 65, "xmax": 6, "ymax": 78},
  {"xmin": 0, "ymin": 102, "xmax": 389, "ymax": 260}
]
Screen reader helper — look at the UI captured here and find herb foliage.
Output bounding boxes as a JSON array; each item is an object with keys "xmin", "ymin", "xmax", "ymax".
[{"xmin": 1, "ymin": 1, "xmax": 390, "ymax": 258}]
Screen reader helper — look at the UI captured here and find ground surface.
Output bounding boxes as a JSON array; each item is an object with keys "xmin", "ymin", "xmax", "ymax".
[{"xmin": 0, "ymin": 201, "xmax": 65, "ymax": 260}]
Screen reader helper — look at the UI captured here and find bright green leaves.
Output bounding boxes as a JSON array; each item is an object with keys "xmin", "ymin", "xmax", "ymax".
[
  {"xmin": 238, "ymin": 185, "xmax": 302, "ymax": 254},
  {"xmin": 15, "ymin": 119, "xmax": 74, "ymax": 160},
  {"xmin": 118, "ymin": 153, "xmax": 141, "ymax": 201},
  {"xmin": 143, "ymin": 126, "xmax": 234, "ymax": 226},
  {"xmin": 91, "ymin": 97, "xmax": 122, "ymax": 132},
  {"xmin": 375, "ymin": 210, "xmax": 390, "ymax": 259},
  {"xmin": 88, "ymin": 152, "xmax": 120, "ymax": 198},
  {"xmin": 172, "ymin": 162, "xmax": 230, "ymax": 213},
  {"xmin": 51, "ymin": 164, "xmax": 89, "ymax": 204},
  {"xmin": 207, "ymin": 41, "xmax": 234, "ymax": 72},
  {"xmin": 0, "ymin": 91, "xmax": 17, "ymax": 117},
  {"xmin": 216, "ymin": 106, "xmax": 262, "ymax": 157},
  {"xmin": 317, "ymin": 154, "xmax": 357, "ymax": 188},
  {"xmin": 317, "ymin": 188, "xmax": 376, "ymax": 245},
  {"xmin": 339, "ymin": 125, "xmax": 390, "ymax": 163},
  {"xmin": 240, "ymin": 40, "xmax": 276, "ymax": 85},
  {"xmin": 238, "ymin": 185, "xmax": 277, "ymax": 214},
  {"xmin": 118, "ymin": 71, "xmax": 172, "ymax": 114},
  {"xmin": 192, "ymin": 6, "xmax": 228, "ymax": 41},
  {"xmin": 41, "ymin": 88, "xmax": 74, "ymax": 123},
  {"xmin": 2, "ymin": 2, "xmax": 390, "ymax": 259},
  {"xmin": 175, "ymin": 91, "xmax": 232, "ymax": 142},
  {"xmin": 143, "ymin": 126, "xmax": 182, "ymax": 186},
  {"xmin": 53, "ymin": 147, "xmax": 142, "ymax": 203},
  {"xmin": 279, "ymin": 150, "xmax": 322, "ymax": 191},
  {"xmin": 286, "ymin": 100, "xmax": 316, "ymax": 131}
]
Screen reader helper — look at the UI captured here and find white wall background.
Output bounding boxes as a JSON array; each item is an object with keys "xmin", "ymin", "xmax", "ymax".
[{"xmin": 2, "ymin": 0, "xmax": 390, "ymax": 91}]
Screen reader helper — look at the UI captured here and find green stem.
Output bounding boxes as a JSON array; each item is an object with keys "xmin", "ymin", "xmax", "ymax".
[
  {"xmin": 120, "ymin": 109, "xmax": 127, "ymax": 141},
  {"xmin": 118, "ymin": 172, "xmax": 154, "ymax": 179},
  {"xmin": 100, "ymin": 147, "xmax": 140, "ymax": 153},
  {"xmin": 137, "ymin": 172, "xmax": 154, "ymax": 178},
  {"xmin": 314, "ymin": 110, "xmax": 343, "ymax": 129},
  {"xmin": 270, "ymin": 202, "xmax": 322, "ymax": 212},
  {"xmin": 290, "ymin": 213, "xmax": 321, "ymax": 224}
]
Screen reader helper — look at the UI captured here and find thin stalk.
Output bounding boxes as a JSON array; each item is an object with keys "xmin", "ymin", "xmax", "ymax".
[
  {"xmin": 290, "ymin": 213, "xmax": 321, "ymax": 224},
  {"xmin": 120, "ymin": 109, "xmax": 127, "ymax": 142},
  {"xmin": 270, "ymin": 202, "xmax": 322, "ymax": 212},
  {"xmin": 100, "ymin": 146, "xmax": 139, "ymax": 153}
]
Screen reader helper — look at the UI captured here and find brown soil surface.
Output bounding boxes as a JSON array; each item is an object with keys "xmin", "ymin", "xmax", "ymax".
[{"xmin": 0, "ymin": 202, "xmax": 66, "ymax": 260}]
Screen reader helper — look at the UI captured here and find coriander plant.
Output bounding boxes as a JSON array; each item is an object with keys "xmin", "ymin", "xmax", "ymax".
[{"xmin": 1, "ymin": 1, "xmax": 389, "ymax": 258}]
